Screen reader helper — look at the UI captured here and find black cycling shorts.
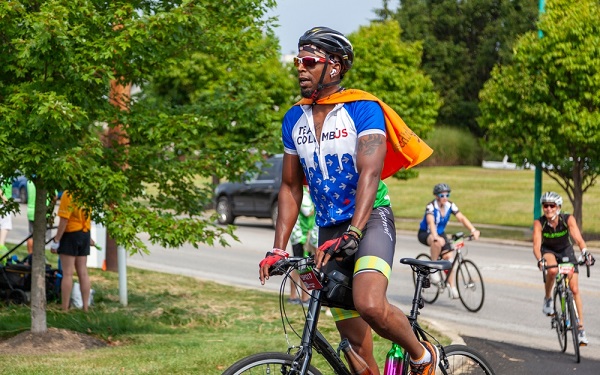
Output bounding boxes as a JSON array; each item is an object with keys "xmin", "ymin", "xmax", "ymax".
[
  {"xmin": 417, "ymin": 230, "xmax": 451, "ymax": 252},
  {"xmin": 318, "ymin": 206, "xmax": 396, "ymax": 321},
  {"xmin": 542, "ymin": 246, "xmax": 579, "ymax": 273},
  {"xmin": 319, "ymin": 206, "xmax": 396, "ymax": 281}
]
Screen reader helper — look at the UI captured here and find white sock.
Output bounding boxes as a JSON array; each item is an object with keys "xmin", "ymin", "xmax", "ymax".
[{"xmin": 411, "ymin": 345, "xmax": 431, "ymax": 365}]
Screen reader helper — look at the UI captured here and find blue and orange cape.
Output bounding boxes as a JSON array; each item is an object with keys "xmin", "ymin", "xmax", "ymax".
[{"xmin": 296, "ymin": 89, "xmax": 434, "ymax": 180}]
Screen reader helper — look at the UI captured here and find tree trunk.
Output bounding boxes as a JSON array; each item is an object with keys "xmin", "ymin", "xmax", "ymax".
[
  {"xmin": 572, "ymin": 165, "xmax": 584, "ymax": 232},
  {"xmin": 30, "ymin": 184, "xmax": 48, "ymax": 334},
  {"xmin": 104, "ymin": 78, "xmax": 131, "ymax": 272}
]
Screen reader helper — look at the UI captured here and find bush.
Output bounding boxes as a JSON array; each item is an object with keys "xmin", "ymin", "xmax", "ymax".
[{"xmin": 422, "ymin": 127, "xmax": 482, "ymax": 166}]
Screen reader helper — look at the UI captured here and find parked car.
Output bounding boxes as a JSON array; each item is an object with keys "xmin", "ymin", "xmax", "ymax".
[
  {"xmin": 11, "ymin": 175, "xmax": 28, "ymax": 204},
  {"xmin": 214, "ymin": 155, "xmax": 283, "ymax": 227}
]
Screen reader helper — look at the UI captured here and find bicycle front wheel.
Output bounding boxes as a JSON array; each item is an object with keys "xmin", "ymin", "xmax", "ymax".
[
  {"xmin": 413, "ymin": 253, "xmax": 440, "ymax": 304},
  {"xmin": 455, "ymin": 259, "xmax": 485, "ymax": 312},
  {"xmin": 567, "ymin": 295, "xmax": 581, "ymax": 363},
  {"xmin": 438, "ymin": 345, "xmax": 495, "ymax": 375},
  {"xmin": 222, "ymin": 352, "xmax": 323, "ymax": 375},
  {"xmin": 552, "ymin": 288, "xmax": 567, "ymax": 353}
]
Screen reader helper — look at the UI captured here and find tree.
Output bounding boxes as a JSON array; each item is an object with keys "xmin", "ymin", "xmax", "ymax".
[
  {"xmin": 337, "ymin": 21, "xmax": 440, "ymax": 180},
  {"xmin": 0, "ymin": 0, "xmax": 277, "ymax": 333},
  {"xmin": 142, "ymin": 34, "xmax": 297, "ymax": 158},
  {"xmin": 479, "ymin": 0, "xmax": 600, "ymax": 229},
  {"xmin": 392, "ymin": 0, "xmax": 539, "ymax": 135}
]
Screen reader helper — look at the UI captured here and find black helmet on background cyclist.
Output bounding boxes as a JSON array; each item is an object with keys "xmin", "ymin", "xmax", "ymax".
[
  {"xmin": 540, "ymin": 191, "xmax": 563, "ymax": 206},
  {"xmin": 298, "ymin": 26, "xmax": 354, "ymax": 78},
  {"xmin": 433, "ymin": 183, "xmax": 451, "ymax": 196}
]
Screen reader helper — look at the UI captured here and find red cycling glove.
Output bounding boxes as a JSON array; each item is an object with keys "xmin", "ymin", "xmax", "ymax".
[
  {"xmin": 318, "ymin": 231, "xmax": 360, "ymax": 258},
  {"xmin": 259, "ymin": 248, "xmax": 289, "ymax": 269}
]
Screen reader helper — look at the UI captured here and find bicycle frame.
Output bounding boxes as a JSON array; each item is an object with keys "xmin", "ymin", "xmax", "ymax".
[
  {"xmin": 280, "ymin": 258, "xmax": 449, "ymax": 375},
  {"xmin": 544, "ymin": 259, "xmax": 582, "ymax": 363},
  {"xmin": 438, "ymin": 242, "xmax": 465, "ymax": 288},
  {"xmin": 289, "ymin": 287, "xmax": 351, "ymax": 375},
  {"xmin": 406, "ymin": 260, "xmax": 452, "ymax": 373},
  {"xmin": 225, "ymin": 256, "xmax": 494, "ymax": 375},
  {"xmin": 556, "ymin": 273, "xmax": 577, "ymax": 325},
  {"xmin": 293, "ymin": 259, "xmax": 451, "ymax": 375}
]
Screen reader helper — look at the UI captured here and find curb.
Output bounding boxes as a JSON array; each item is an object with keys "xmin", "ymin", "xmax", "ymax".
[{"xmin": 424, "ymin": 318, "xmax": 466, "ymax": 346}]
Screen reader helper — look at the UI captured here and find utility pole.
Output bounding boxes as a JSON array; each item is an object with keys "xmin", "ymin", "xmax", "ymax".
[{"xmin": 533, "ymin": 0, "xmax": 545, "ymax": 221}]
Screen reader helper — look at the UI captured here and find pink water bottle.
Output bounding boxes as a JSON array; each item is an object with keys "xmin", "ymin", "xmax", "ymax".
[{"xmin": 383, "ymin": 342, "xmax": 405, "ymax": 375}]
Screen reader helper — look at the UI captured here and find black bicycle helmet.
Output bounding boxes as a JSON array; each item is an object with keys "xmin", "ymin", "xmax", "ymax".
[
  {"xmin": 433, "ymin": 183, "xmax": 451, "ymax": 195},
  {"xmin": 298, "ymin": 26, "xmax": 354, "ymax": 74},
  {"xmin": 540, "ymin": 191, "xmax": 563, "ymax": 206}
]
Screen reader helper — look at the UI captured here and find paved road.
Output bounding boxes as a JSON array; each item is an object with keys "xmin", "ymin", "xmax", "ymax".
[{"xmin": 7, "ymin": 212, "xmax": 599, "ymax": 373}]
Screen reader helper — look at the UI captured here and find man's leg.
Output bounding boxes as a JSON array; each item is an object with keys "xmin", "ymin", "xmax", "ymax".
[
  {"xmin": 351, "ymin": 272, "xmax": 426, "ymax": 368},
  {"xmin": 335, "ymin": 316, "xmax": 377, "ymax": 372}
]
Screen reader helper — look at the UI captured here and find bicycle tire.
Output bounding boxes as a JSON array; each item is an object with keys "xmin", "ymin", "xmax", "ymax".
[
  {"xmin": 413, "ymin": 253, "xmax": 440, "ymax": 304},
  {"xmin": 439, "ymin": 344, "xmax": 495, "ymax": 374},
  {"xmin": 567, "ymin": 295, "xmax": 581, "ymax": 363},
  {"xmin": 552, "ymin": 288, "xmax": 567, "ymax": 353},
  {"xmin": 221, "ymin": 352, "xmax": 323, "ymax": 375},
  {"xmin": 455, "ymin": 259, "xmax": 485, "ymax": 312}
]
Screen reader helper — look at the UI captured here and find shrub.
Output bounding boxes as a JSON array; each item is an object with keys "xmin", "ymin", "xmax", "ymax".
[{"xmin": 422, "ymin": 127, "xmax": 482, "ymax": 166}]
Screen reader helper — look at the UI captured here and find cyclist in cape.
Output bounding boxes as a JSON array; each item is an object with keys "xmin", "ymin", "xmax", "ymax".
[
  {"xmin": 533, "ymin": 191, "xmax": 594, "ymax": 346},
  {"xmin": 417, "ymin": 183, "xmax": 480, "ymax": 297},
  {"xmin": 258, "ymin": 26, "xmax": 437, "ymax": 374}
]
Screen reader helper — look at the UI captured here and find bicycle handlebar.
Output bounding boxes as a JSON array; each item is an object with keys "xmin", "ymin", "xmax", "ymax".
[
  {"xmin": 452, "ymin": 231, "xmax": 475, "ymax": 241},
  {"xmin": 541, "ymin": 256, "xmax": 593, "ymax": 283},
  {"xmin": 269, "ymin": 256, "xmax": 318, "ymax": 277}
]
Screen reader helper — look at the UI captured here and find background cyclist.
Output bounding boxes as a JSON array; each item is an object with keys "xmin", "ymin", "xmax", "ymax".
[
  {"xmin": 533, "ymin": 191, "xmax": 593, "ymax": 346},
  {"xmin": 417, "ymin": 183, "xmax": 480, "ymax": 298},
  {"xmin": 287, "ymin": 185, "xmax": 315, "ymax": 306}
]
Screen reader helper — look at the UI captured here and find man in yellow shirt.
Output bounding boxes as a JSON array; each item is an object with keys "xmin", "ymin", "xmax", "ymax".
[{"xmin": 50, "ymin": 191, "xmax": 94, "ymax": 311}]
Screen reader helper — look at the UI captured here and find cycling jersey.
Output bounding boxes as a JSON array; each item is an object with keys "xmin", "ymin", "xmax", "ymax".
[
  {"xmin": 418, "ymin": 200, "xmax": 460, "ymax": 234},
  {"xmin": 282, "ymin": 100, "xmax": 391, "ymax": 227},
  {"xmin": 539, "ymin": 213, "xmax": 579, "ymax": 272},
  {"xmin": 539, "ymin": 213, "xmax": 573, "ymax": 252}
]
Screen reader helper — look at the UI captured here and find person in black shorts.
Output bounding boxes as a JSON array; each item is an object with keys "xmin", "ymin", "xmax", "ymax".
[
  {"xmin": 417, "ymin": 183, "xmax": 480, "ymax": 297},
  {"xmin": 533, "ymin": 191, "xmax": 594, "ymax": 346},
  {"xmin": 50, "ymin": 191, "xmax": 95, "ymax": 312},
  {"xmin": 258, "ymin": 27, "xmax": 438, "ymax": 374}
]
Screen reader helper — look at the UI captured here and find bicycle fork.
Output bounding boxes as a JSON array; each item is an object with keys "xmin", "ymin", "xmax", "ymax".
[{"xmin": 290, "ymin": 290, "xmax": 321, "ymax": 374}]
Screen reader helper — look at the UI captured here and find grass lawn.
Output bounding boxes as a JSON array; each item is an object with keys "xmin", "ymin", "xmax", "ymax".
[
  {"xmin": 0, "ymin": 266, "xmax": 447, "ymax": 374},
  {"xmin": 385, "ymin": 166, "xmax": 600, "ymax": 245}
]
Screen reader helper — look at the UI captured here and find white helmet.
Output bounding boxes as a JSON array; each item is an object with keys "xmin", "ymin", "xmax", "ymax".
[{"xmin": 540, "ymin": 191, "xmax": 563, "ymax": 206}]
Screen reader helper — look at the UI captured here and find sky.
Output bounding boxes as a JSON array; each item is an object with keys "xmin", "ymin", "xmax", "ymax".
[{"xmin": 267, "ymin": 1, "xmax": 385, "ymax": 55}]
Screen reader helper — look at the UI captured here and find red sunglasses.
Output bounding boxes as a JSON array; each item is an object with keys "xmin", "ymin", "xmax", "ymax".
[{"xmin": 293, "ymin": 56, "xmax": 330, "ymax": 68}]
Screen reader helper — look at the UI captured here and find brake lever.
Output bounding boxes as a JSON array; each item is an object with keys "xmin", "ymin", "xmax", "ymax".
[{"xmin": 269, "ymin": 259, "xmax": 289, "ymax": 276}]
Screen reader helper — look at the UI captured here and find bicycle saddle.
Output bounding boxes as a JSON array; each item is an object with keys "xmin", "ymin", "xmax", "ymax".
[{"xmin": 400, "ymin": 258, "xmax": 452, "ymax": 271}]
